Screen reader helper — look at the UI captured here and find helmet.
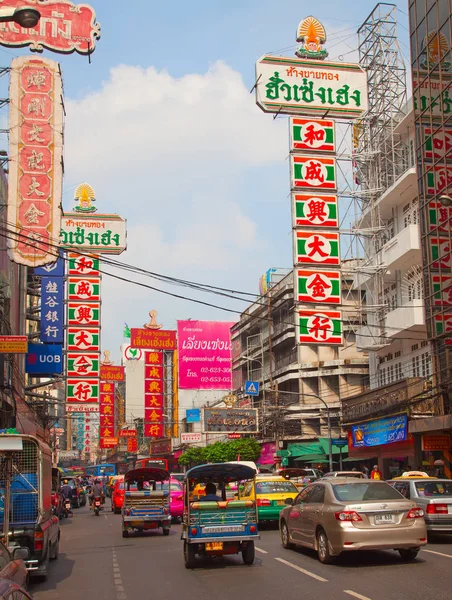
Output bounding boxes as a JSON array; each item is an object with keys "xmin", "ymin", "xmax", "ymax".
[{"xmin": 63, "ymin": 479, "xmax": 68, "ymax": 484}]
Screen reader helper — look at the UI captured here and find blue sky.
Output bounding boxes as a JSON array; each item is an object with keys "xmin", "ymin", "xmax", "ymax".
[{"xmin": 3, "ymin": 1, "xmax": 411, "ymax": 360}]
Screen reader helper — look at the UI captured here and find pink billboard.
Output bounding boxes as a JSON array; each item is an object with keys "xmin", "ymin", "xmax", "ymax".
[{"xmin": 177, "ymin": 320, "xmax": 235, "ymax": 390}]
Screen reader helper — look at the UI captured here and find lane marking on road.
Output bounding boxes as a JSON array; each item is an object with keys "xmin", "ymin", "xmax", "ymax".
[
  {"xmin": 274, "ymin": 557, "xmax": 328, "ymax": 582},
  {"xmin": 344, "ymin": 591, "xmax": 372, "ymax": 600},
  {"xmin": 255, "ymin": 547, "xmax": 268, "ymax": 554},
  {"xmin": 112, "ymin": 548, "xmax": 127, "ymax": 600},
  {"xmin": 422, "ymin": 549, "xmax": 452, "ymax": 559}
]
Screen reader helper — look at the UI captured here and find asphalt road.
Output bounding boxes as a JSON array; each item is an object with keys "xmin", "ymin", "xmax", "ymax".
[{"xmin": 30, "ymin": 505, "xmax": 452, "ymax": 600}]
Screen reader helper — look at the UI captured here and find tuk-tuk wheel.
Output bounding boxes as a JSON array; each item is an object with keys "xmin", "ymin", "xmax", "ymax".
[
  {"xmin": 184, "ymin": 541, "xmax": 196, "ymax": 569},
  {"xmin": 242, "ymin": 541, "xmax": 255, "ymax": 565},
  {"xmin": 163, "ymin": 528, "xmax": 170, "ymax": 536},
  {"xmin": 122, "ymin": 530, "xmax": 129, "ymax": 538}
]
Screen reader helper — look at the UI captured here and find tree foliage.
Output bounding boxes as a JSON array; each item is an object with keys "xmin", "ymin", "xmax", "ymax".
[{"xmin": 178, "ymin": 438, "xmax": 262, "ymax": 467}]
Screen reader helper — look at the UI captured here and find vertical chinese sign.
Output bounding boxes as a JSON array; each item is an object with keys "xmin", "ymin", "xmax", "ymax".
[
  {"xmin": 7, "ymin": 56, "xmax": 64, "ymax": 267},
  {"xmin": 99, "ymin": 381, "xmax": 117, "ymax": 449},
  {"xmin": 144, "ymin": 351, "xmax": 164, "ymax": 438}
]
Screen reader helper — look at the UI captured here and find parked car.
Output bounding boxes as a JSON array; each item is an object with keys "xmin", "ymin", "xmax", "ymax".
[
  {"xmin": 388, "ymin": 473, "xmax": 452, "ymax": 537},
  {"xmin": 0, "ymin": 579, "xmax": 32, "ymax": 600},
  {"xmin": 321, "ymin": 471, "xmax": 365, "ymax": 479},
  {"xmin": 241, "ymin": 476, "xmax": 299, "ymax": 522},
  {"xmin": 0, "ymin": 542, "xmax": 29, "ymax": 589},
  {"xmin": 279, "ymin": 478, "xmax": 427, "ymax": 564},
  {"xmin": 111, "ymin": 479, "xmax": 125, "ymax": 514}
]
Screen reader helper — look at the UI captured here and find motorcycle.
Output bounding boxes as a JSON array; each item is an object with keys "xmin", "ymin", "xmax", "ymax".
[
  {"xmin": 93, "ymin": 496, "xmax": 103, "ymax": 516},
  {"xmin": 62, "ymin": 499, "xmax": 72, "ymax": 519}
]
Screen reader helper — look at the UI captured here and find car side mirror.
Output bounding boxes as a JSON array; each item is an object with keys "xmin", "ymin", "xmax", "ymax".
[
  {"xmin": 13, "ymin": 547, "xmax": 30, "ymax": 560},
  {"xmin": 285, "ymin": 497, "xmax": 294, "ymax": 506}
]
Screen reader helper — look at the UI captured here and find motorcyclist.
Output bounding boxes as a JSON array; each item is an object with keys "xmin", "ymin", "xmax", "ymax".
[
  {"xmin": 61, "ymin": 479, "xmax": 73, "ymax": 501},
  {"xmin": 90, "ymin": 478, "xmax": 105, "ymax": 506}
]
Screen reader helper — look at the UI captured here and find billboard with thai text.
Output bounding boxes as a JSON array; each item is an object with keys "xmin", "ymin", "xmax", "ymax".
[{"xmin": 177, "ymin": 320, "xmax": 235, "ymax": 390}]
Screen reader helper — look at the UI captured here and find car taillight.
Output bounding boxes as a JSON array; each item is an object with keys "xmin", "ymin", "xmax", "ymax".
[
  {"xmin": 125, "ymin": 509, "xmax": 130, "ymax": 516},
  {"xmin": 407, "ymin": 508, "xmax": 425, "ymax": 519},
  {"xmin": 191, "ymin": 527, "xmax": 198, "ymax": 535},
  {"xmin": 257, "ymin": 499, "xmax": 271, "ymax": 506},
  {"xmin": 335, "ymin": 511, "xmax": 362, "ymax": 522},
  {"xmin": 34, "ymin": 530, "xmax": 44, "ymax": 551},
  {"xmin": 426, "ymin": 503, "xmax": 448, "ymax": 514}
]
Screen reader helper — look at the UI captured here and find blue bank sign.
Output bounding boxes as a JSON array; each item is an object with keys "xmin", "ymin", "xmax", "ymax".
[
  {"xmin": 351, "ymin": 414, "xmax": 408, "ymax": 448},
  {"xmin": 26, "ymin": 343, "xmax": 63, "ymax": 376}
]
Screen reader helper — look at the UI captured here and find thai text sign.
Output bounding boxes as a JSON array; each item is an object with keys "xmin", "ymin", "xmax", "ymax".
[
  {"xmin": 180, "ymin": 432, "xmax": 202, "ymax": 443},
  {"xmin": 177, "ymin": 320, "xmax": 234, "ymax": 390},
  {"xmin": 100, "ymin": 365, "xmax": 125, "ymax": 381},
  {"xmin": 0, "ymin": 336, "xmax": 28, "ymax": 353},
  {"xmin": 297, "ymin": 269, "xmax": 341, "ymax": 304},
  {"xmin": 422, "ymin": 434, "xmax": 451, "ymax": 451},
  {"xmin": 60, "ymin": 213, "xmax": 127, "ymax": 254},
  {"xmin": 291, "ymin": 155, "xmax": 337, "ymax": 190},
  {"xmin": 255, "ymin": 55, "xmax": 368, "ymax": 119},
  {"xmin": 0, "ymin": 0, "xmax": 100, "ymax": 55},
  {"xmin": 290, "ymin": 118, "xmax": 335, "ymax": 152},
  {"xmin": 298, "ymin": 309, "xmax": 342, "ymax": 345},
  {"xmin": 351, "ymin": 415, "xmax": 408, "ymax": 447},
  {"xmin": 7, "ymin": 56, "xmax": 64, "ymax": 267},
  {"xmin": 40, "ymin": 276, "xmax": 64, "ymax": 343},
  {"xmin": 131, "ymin": 328, "xmax": 176, "ymax": 350},
  {"xmin": 66, "ymin": 404, "xmax": 98, "ymax": 413},
  {"xmin": 202, "ymin": 408, "xmax": 258, "ymax": 433},
  {"xmin": 119, "ymin": 429, "xmax": 137, "ymax": 438},
  {"xmin": 292, "ymin": 193, "xmax": 338, "ymax": 228},
  {"xmin": 295, "ymin": 231, "xmax": 340, "ymax": 265}
]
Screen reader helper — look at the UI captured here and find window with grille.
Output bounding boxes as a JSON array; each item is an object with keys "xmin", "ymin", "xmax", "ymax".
[
  {"xmin": 403, "ymin": 198, "xmax": 419, "ymax": 228},
  {"xmin": 412, "ymin": 355, "xmax": 421, "ymax": 377}
]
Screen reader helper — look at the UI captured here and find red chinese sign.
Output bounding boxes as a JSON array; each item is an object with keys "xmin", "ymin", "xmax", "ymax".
[
  {"xmin": 127, "ymin": 437, "xmax": 138, "ymax": 452},
  {"xmin": 131, "ymin": 328, "xmax": 177, "ymax": 350},
  {"xmin": 298, "ymin": 309, "xmax": 343, "ymax": 345},
  {"xmin": 144, "ymin": 350, "xmax": 165, "ymax": 437},
  {"xmin": 119, "ymin": 429, "xmax": 137, "ymax": 438},
  {"xmin": 99, "ymin": 381, "xmax": 116, "ymax": 448},
  {"xmin": 290, "ymin": 118, "xmax": 336, "ymax": 152},
  {"xmin": 100, "ymin": 365, "xmax": 125, "ymax": 382},
  {"xmin": 7, "ymin": 56, "xmax": 63, "ymax": 267},
  {"xmin": 0, "ymin": 0, "xmax": 100, "ymax": 56}
]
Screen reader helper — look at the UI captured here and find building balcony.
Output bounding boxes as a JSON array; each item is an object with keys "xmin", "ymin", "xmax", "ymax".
[
  {"xmin": 383, "ymin": 299, "xmax": 426, "ymax": 338},
  {"xmin": 362, "ymin": 167, "xmax": 417, "ymax": 220},
  {"xmin": 378, "ymin": 224, "xmax": 421, "ymax": 271},
  {"xmin": 356, "ymin": 324, "xmax": 391, "ymax": 351}
]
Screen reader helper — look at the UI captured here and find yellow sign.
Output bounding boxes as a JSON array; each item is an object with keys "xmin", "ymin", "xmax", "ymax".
[{"xmin": 0, "ymin": 336, "xmax": 28, "ymax": 353}]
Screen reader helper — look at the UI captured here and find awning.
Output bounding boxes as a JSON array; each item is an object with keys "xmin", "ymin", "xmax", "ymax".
[
  {"xmin": 294, "ymin": 453, "xmax": 326, "ymax": 462},
  {"xmin": 288, "ymin": 442, "xmax": 322, "ymax": 458}
]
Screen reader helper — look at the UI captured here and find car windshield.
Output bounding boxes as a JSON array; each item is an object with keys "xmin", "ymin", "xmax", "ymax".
[
  {"xmin": 255, "ymin": 481, "xmax": 298, "ymax": 494},
  {"xmin": 156, "ymin": 482, "xmax": 182, "ymax": 492},
  {"xmin": 415, "ymin": 481, "xmax": 452, "ymax": 497},
  {"xmin": 332, "ymin": 482, "xmax": 404, "ymax": 502}
]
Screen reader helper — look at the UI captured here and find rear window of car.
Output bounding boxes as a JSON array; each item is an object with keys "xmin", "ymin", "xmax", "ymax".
[
  {"xmin": 117, "ymin": 482, "xmax": 124, "ymax": 491},
  {"xmin": 332, "ymin": 482, "xmax": 404, "ymax": 502},
  {"xmin": 156, "ymin": 482, "xmax": 182, "ymax": 492},
  {"xmin": 256, "ymin": 481, "xmax": 298, "ymax": 494},
  {"xmin": 415, "ymin": 481, "xmax": 452, "ymax": 497}
]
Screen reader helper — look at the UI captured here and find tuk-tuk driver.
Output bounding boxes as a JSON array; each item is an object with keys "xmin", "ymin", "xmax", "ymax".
[{"xmin": 200, "ymin": 482, "xmax": 222, "ymax": 502}]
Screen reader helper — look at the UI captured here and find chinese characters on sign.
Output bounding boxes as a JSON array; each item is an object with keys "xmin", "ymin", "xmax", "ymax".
[
  {"xmin": 297, "ymin": 269, "xmax": 341, "ymax": 304},
  {"xmin": 7, "ymin": 56, "xmax": 64, "ymax": 267},
  {"xmin": 295, "ymin": 230, "xmax": 340, "ymax": 265},
  {"xmin": 144, "ymin": 351, "xmax": 165, "ymax": 438},
  {"xmin": 298, "ymin": 309, "xmax": 343, "ymax": 345},
  {"xmin": 40, "ymin": 276, "xmax": 64, "ymax": 343},
  {"xmin": 99, "ymin": 381, "xmax": 117, "ymax": 448},
  {"xmin": 292, "ymin": 193, "xmax": 338, "ymax": 227},
  {"xmin": 290, "ymin": 118, "xmax": 336, "ymax": 152}
]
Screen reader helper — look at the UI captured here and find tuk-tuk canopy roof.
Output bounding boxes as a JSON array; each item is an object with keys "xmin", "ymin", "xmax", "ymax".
[
  {"xmin": 186, "ymin": 462, "xmax": 256, "ymax": 483},
  {"xmin": 124, "ymin": 467, "xmax": 169, "ymax": 482}
]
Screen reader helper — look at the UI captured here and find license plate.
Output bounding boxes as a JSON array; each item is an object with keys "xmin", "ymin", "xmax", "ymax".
[
  {"xmin": 375, "ymin": 513, "xmax": 395, "ymax": 524},
  {"xmin": 206, "ymin": 542, "xmax": 223, "ymax": 551}
]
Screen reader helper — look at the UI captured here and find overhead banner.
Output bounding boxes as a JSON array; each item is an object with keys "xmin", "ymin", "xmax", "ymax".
[
  {"xmin": 177, "ymin": 320, "xmax": 234, "ymax": 390},
  {"xmin": 7, "ymin": 56, "xmax": 64, "ymax": 267},
  {"xmin": 351, "ymin": 415, "xmax": 408, "ymax": 448}
]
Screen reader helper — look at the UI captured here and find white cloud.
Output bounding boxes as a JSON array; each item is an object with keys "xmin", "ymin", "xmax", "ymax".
[{"xmin": 63, "ymin": 61, "xmax": 287, "ymax": 356}]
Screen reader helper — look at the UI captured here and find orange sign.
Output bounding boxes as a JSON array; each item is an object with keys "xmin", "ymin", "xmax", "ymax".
[
  {"xmin": 0, "ymin": 336, "xmax": 28, "ymax": 353},
  {"xmin": 100, "ymin": 365, "xmax": 125, "ymax": 381},
  {"xmin": 422, "ymin": 434, "xmax": 451, "ymax": 451},
  {"xmin": 131, "ymin": 328, "xmax": 176, "ymax": 350}
]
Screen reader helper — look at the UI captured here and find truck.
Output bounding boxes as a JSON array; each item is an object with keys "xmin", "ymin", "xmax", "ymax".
[{"xmin": 0, "ymin": 434, "xmax": 60, "ymax": 581}]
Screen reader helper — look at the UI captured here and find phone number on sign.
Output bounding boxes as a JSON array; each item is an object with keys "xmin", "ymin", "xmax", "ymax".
[
  {"xmin": 200, "ymin": 377, "xmax": 231, "ymax": 383},
  {"xmin": 200, "ymin": 368, "xmax": 231, "ymax": 373}
]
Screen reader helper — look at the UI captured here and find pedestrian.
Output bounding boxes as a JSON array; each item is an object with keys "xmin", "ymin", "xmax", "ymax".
[
  {"xmin": 362, "ymin": 465, "xmax": 369, "ymax": 478},
  {"xmin": 370, "ymin": 464, "xmax": 383, "ymax": 480}
]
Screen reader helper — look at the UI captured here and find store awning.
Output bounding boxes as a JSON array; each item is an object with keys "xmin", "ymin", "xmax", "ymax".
[
  {"xmin": 288, "ymin": 442, "xmax": 322, "ymax": 458},
  {"xmin": 294, "ymin": 453, "xmax": 328, "ymax": 462}
]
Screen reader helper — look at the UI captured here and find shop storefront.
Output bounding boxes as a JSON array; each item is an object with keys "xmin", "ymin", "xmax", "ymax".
[{"xmin": 409, "ymin": 414, "xmax": 452, "ymax": 479}]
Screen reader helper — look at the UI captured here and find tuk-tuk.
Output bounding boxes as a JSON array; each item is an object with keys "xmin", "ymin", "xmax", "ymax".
[
  {"xmin": 182, "ymin": 463, "xmax": 259, "ymax": 569},
  {"xmin": 122, "ymin": 467, "xmax": 171, "ymax": 538},
  {"xmin": 278, "ymin": 468, "xmax": 308, "ymax": 490}
]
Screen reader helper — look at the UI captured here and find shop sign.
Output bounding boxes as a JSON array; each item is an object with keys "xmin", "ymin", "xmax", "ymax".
[
  {"xmin": 0, "ymin": 335, "xmax": 28, "ymax": 353},
  {"xmin": 423, "ymin": 126, "xmax": 452, "ymax": 160},
  {"xmin": 296, "ymin": 269, "xmax": 341, "ymax": 304},
  {"xmin": 180, "ymin": 432, "xmax": 202, "ymax": 444},
  {"xmin": 0, "ymin": 0, "xmax": 100, "ymax": 55},
  {"xmin": 255, "ymin": 55, "xmax": 367, "ymax": 119},
  {"xmin": 186, "ymin": 409, "xmax": 201, "ymax": 423},
  {"xmin": 428, "ymin": 236, "xmax": 451, "ymax": 270},
  {"xmin": 67, "ymin": 327, "xmax": 100, "ymax": 352},
  {"xmin": 434, "ymin": 313, "xmax": 452, "ymax": 336},
  {"xmin": 66, "ymin": 404, "xmax": 98, "ymax": 413},
  {"xmin": 34, "ymin": 252, "xmax": 65, "ymax": 277},
  {"xmin": 291, "ymin": 155, "xmax": 337, "ymax": 190},
  {"xmin": 292, "ymin": 193, "xmax": 338, "ymax": 227},
  {"xmin": 67, "ymin": 253, "xmax": 100, "ymax": 276},
  {"xmin": 432, "ymin": 274, "xmax": 452, "ymax": 306},
  {"xmin": 290, "ymin": 117, "xmax": 335, "ymax": 152},
  {"xmin": 119, "ymin": 429, "xmax": 137, "ymax": 438},
  {"xmin": 427, "ymin": 201, "xmax": 452, "ymax": 232},
  {"xmin": 60, "ymin": 213, "xmax": 127, "ymax": 254},
  {"xmin": 100, "ymin": 437, "xmax": 117, "ymax": 449},
  {"xmin": 127, "ymin": 438, "xmax": 138, "ymax": 452},
  {"xmin": 149, "ymin": 439, "xmax": 172, "ymax": 454},
  {"xmin": 7, "ymin": 56, "xmax": 64, "ymax": 267},
  {"xmin": 40, "ymin": 276, "xmax": 64, "ymax": 343},
  {"xmin": 351, "ymin": 414, "xmax": 408, "ymax": 447},
  {"xmin": 67, "ymin": 352, "xmax": 100, "ymax": 377},
  {"xmin": 202, "ymin": 408, "xmax": 258, "ymax": 433},
  {"xmin": 131, "ymin": 328, "xmax": 176, "ymax": 350},
  {"xmin": 67, "ymin": 302, "xmax": 100, "ymax": 326},
  {"xmin": 144, "ymin": 423, "xmax": 164, "ymax": 438},
  {"xmin": 295, "ymin": 230, "xmax": 340, "ymax": 265},
  {"xmin": 426, "ymin": 165, "xmax": 452, "ymax": 196},
  {"xmin": 298, "ymin": 309, "xmax": 342, "ymax": 345},
  {"xmin": 67, "ymin": 277, "xmax": 101, "ymax": 301},
  {"xmin": 122, "ymin": 345, "xmax": 143, "ymax": 361},
  {"xmin": 26, "ymin": 343, "xmax": 63, "ymax": 375},
  {"xmin": 422, "ymin": 434, "xmax": 451, "ymax": 451},
  {"xmin": 67, "ymin": 379, "xmax": 99, "ymax": 403},
  {"xmin": 100, "ymin": 365, "xmax": 125, "ymax": 381},
  {"xmin": 228, "ymin": 433, "xmax": 241, "ymax": 439}
]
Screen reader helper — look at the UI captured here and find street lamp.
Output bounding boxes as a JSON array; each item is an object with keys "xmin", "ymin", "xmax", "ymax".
[
  {"xmin": 439, "ymin": 194, "xmax": 452, "ymax": 207},
  {"xmin": 0, "ymin": 7, "xmax": 40, "ymax": 28}
]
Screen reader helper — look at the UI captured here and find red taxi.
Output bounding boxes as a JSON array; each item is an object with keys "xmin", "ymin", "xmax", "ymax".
[{"xmin": 111, "ymin": 479, "xmax": 125, "ymax": 514}]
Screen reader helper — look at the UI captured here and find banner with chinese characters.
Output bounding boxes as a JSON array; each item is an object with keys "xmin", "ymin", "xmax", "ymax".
[
  {"xmin": 99, "ymin": 381, "xmax": 117, "ymax": 448},
  {"xmin": 291, "ymin": 155, "xmax": 337, "ymax": 190},
  {"xmin": 296, "ymin": 269, "xmax": 341, "ymax": 304},
  {"xmin": 40, "ymin": 276, "xmax": 64, "ymax": 343},
  {"xmin": 292, "ymin": 193, "xmax": 338, "ymax": 228},
  {"xmin": 144, "ymin": 351, "xmax": 165, "ymax": 438},
  {"xmin": 432, "ymin": 274, "xmax": 452, "ymax": 307},
  {"xmin": 294, "ymin": 230, "xmax": 340, "ymax": 265},
  {"xmin": 289, "ymin": 118, "xmax": 336, "ymax": 152},
  {"xmin": 427, "ymin": 200, "xmax": 452, "ymax": 232},
  {"xmin": 67, "ymin": 379, "xmax": 99, "ymax": 404},
  {"xmin": 298, "ymin": 309, "xmax": 343, "ymax": 345},
  {"xmin": 7, "ymin": 56, "xmax": 64, "ymax": 267}
]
